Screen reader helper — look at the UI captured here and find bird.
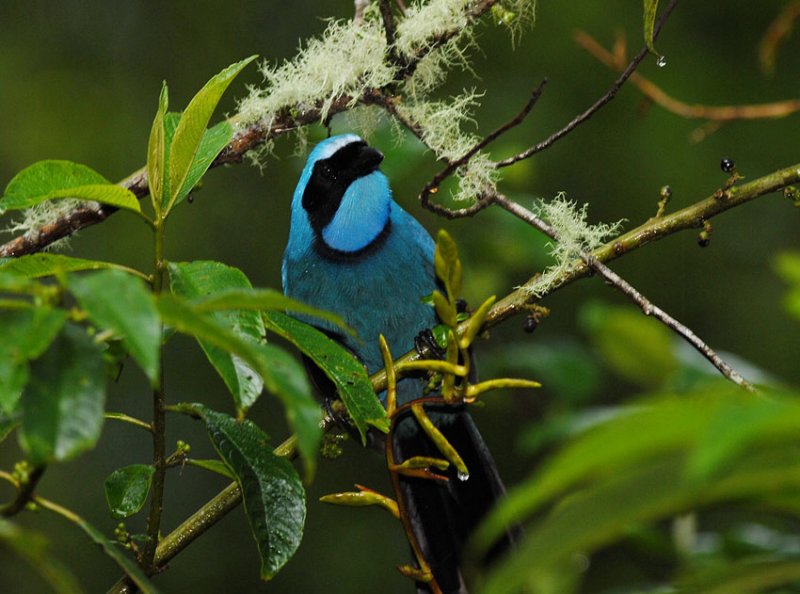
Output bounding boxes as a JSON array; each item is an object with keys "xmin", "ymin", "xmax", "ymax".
[{"xmin": 282, "ymin": 133, "xmax": 514, "ymax": 593}]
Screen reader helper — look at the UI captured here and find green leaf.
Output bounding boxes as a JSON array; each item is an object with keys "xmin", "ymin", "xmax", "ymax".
[
  {"xmin": 0, "ymin": 160, "xmax": 140, "ymax": 214},
  {"xmin": 0, "ymin": 308, "xmax": 67, "ymax": 415},
  {"xmin": 147, "ymin": 82, "xmax": 169, "ymax": 211},
  {"xmin": 69, "ymin": 270, "xmax": 160, "ymax": 384},
  {"xmin": 678, "ymin": 557, "xmax": 800, "ymax": 594},
  {"xmin": 194, "ymin": 287, "xmax": 351, "ymax": 333},
  {"xmin": 157, "ymin": 294, "xmax": 321, "ymax": 476},
  {"xmin": 0, "ymin": 253, "xmax": 143, "ymax": 279},
  {"xmin": 167, "ymin": 56, "xmax": 257, "ymax": 211},
  {"xmin": 432, "ymin": 290, "xmax": 457, "ymax": 328},
  {"xmin": 580, "ymin": 301, "xmax": 676, "ymax": 387},
  {"xmin": 174, "ymin": 120, "xmax": 233, "ymax": 207},
  {"xmin": 19, "ymin": 324, "xmax": 107, "ymax": 464},
  {"xmin": 775, "ymin": 251, "xmax": 800, "ymax": 285},
  {"xmin": 434, "ymin": 229, "xmax": 462, "ymax": 302},
  {"xmin": 475, "ymin": 388, "xmax": 800, "ymax": 594},
  {"xmin": 187, "ymin": 458, "xmax": 235, "ymax": 479},
  {"xmin": 160, "ymin": 114, "xmax": 234, "ymax": 208},
  {"xmin": 264, "ymin": 310, "xmax": 388, "ymax": 442},
  {"xmin": 104, "ymin": 464, "xmax": 155, "ymax": 519},
  {"xmin": 169, "ymin": 261, "xmax": 265, "ymax": 411},
  {"xmin": 0, "ymin": 519, "xmax": 84, "ymax": 594},
  {"xmin": 643, "ymin": 0, "xmax": 661, "ymax": 58},
  {"xmin": 189, "ymin": 404, "xmax": 305, "ymax": 580},
  {"xmin": 0, "ymin": 271, "xmax": 37, "ymax": 293}
]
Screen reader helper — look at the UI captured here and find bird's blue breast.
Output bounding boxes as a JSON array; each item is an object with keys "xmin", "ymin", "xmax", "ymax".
[{"xmin": 283, "ymin": 202, "xmax": 437, "ymax": 405}]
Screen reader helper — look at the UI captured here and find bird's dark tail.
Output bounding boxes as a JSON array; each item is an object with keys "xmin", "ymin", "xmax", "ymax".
[{"xmin": 392, "ymin": 404, "xmax": 518, "ymax": 594}]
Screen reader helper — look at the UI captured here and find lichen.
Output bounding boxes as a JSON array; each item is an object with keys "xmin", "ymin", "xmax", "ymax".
[
  {"xmin": 236, "ymin": 12, "xmax": 395, "ymax": 131},
  {"xmin": 344, "ymin": 104, "xmax": 385, "ymax": 141},
  {"xmin": 394, "ymin": 90, "xmax": 497, "ymax": 202},
  {"xmin": 394, "ymin": 91, "xmax": 481, "ymax": 161},
  {"xmin": 395, "ymin": 0, "xmax": 473, "ymax": 58},
  {"xmin": 525, "ymin": 194, "xmax": 623, "ymax": 296},
  {"xmin": 4, "ymin": 199, "xmax": 92, "ymax": 252}
]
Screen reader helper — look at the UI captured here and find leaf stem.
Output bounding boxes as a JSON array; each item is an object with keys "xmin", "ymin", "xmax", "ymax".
[{"xmin": 104, "ymin": 412, "xmax": 154, "ymax": 434}]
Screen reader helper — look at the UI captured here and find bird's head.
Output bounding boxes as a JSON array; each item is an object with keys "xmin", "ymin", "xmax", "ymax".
[{"xmin": 291, "ymin": 134, "xmax": 392, "ymax": 255}]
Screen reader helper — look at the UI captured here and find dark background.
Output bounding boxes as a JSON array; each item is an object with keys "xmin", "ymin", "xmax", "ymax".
[{"xmin": 0, "ymin": 1, "xmax": 798, "ymax": 592}]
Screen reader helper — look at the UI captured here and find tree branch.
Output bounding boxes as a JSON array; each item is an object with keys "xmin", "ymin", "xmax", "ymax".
[
  {"xmin": 418, "ymin": 79, "xmax": 548, "ymax": 212},
  {"xmin": 492, "ymin": 194, "xmax": 755, "ymax": 391},
  {"xmin": 495, "ymin": 0, "xmax": 680, "ymax": 169},
  {"xmin": 482, "ymin": 161, "xmax": 800, "ymax": 330},
  {"xmin": 574, "ymin": 30, "xmax": 800, "ymax": 122},
  {"xmin": 0, "ymin": 0, "xmax": 502, "ymax": 258}
]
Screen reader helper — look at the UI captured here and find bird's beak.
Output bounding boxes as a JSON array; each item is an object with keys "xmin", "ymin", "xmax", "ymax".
[{"xmin": 353, "ymin": 146, "xmax": 384, "ymax": 175}]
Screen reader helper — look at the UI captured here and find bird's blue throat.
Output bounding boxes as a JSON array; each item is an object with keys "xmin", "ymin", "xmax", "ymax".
[{"xmin": 299, "ymin": 138, "xmax": 392, "ymax": 257}]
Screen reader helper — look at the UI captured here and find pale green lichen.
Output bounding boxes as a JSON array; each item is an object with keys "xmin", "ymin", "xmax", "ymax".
[
  {"xmin": 497, "ymin": 0, "xmax": 537, "ymax": 43},
  {"xmin": 525, "ymin": 194, "xmax": 623, "ymax": 296},
  {"xmin": 5, "ymin": 199, "xmax": 92, "ymax": 252},
  {"xmin": 453, "ymin": 152, "xmax": 499, "ymax": 203},
  {"xmin": 394, "ymin": 91, "xmax": 481, "ymax": 161},
  {"xmin": 233, "ymin": 0, "xmax": 534, "ymax": 182},
  {"xmin": 395, "ymin": 0, "xmax": 473, "ymax": 58},
  {"xmin": 236, "ymin": 12, "xmax": 395, "ymax": 131},
  {"xmin": 394, "ymin": 91, "xmax": 497, "ymax": 202},
  {"xmin": 344, "ymin": 105, "xmax": 386, "ymax": 141},
  {"xmin": 402, "ymin": 34, "xmax": 477, "ymax": 101}
]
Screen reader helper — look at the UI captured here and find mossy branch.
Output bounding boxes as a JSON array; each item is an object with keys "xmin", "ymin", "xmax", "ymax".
[{"xmin": 0, "ymin": 0, "xmax": 503, "ymax": 258}]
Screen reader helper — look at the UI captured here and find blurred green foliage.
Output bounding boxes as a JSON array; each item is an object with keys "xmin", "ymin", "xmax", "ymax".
[{"xmin": 0, "ymin": 1, "xmax": 799, "ymax": 593}]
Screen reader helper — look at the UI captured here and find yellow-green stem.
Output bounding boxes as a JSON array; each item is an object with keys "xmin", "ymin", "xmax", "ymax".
[{"xmin": 143, "ymin": 218, "xmax": 167, "ymax": 570}]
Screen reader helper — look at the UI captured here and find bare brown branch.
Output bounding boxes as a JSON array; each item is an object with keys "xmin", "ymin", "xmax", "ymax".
[
  {"xmin": 575, "ymin": 30, "xmax": 800, "ymax": 122},
  {"xmin": 495, "ymin": 0, "xmax": 680, "ymax": 169},
  {"xmin": 759, "ymin": 0, "xmax": 800, "ymax": 76}
]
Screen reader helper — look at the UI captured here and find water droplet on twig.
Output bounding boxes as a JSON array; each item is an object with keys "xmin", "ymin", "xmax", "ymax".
[
  {"xmin": 457, "ymin": 471, "xmax": 469, "ymax": 482},
  {"xmin": 656, "ymin": 55, "xmax": 667, "ymax": 68}
]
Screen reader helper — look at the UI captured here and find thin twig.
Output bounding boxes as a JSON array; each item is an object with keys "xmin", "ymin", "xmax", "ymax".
[
  {"xmin": 379, "ymin": 0, "xmax": 397, "ymax": 52},
  {"xmin": 575, "ymin": 30, "xmax": 800, "ymax": 122},
  {"xmin": 479, "ymin": 161, "xmax": 800, "ymax": 331},
  {"xmin": 496, "ymin": 0, "xmax": 680, "ymax": 168},
  {"xmin": 493, "ymin": 193, "xmax": 755, "ymax": 391},
  {"xmin": 759, "ymin": 0, "xmax": 800, "ymax": 76},
  {"xmin": 418, "ymin": 79, "xmax": 548, "ymax": 212},
  {"xmin": 0, "ymin": 465, "xmax": 45, "ymax": 517}
]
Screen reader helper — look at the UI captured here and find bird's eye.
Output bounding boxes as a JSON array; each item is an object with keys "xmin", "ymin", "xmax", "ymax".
[{"xmin": 319, "ymin": 164, "xmax": 336, "ymax": 181}]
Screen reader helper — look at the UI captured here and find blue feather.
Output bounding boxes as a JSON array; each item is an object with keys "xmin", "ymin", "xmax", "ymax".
[{"xmin": 283, "ymin": 134, "xmax": 437, "ymax": 404}]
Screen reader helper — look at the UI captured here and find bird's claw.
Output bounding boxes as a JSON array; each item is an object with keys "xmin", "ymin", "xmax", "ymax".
[{"xmin": 414, "ymin": 328, "xmax": 446, "ymax": 360}]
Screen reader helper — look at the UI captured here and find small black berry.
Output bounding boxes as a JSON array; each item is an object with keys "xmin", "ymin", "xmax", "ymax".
[{"xmin": 720, "ymin": 157, "xmax": 735, "ymax": 173}]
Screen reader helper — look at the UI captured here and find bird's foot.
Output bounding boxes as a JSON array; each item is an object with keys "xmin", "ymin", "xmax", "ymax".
[{"xmin": 414, "ymin": 328, "xmax": 446, "ymax": 360}]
